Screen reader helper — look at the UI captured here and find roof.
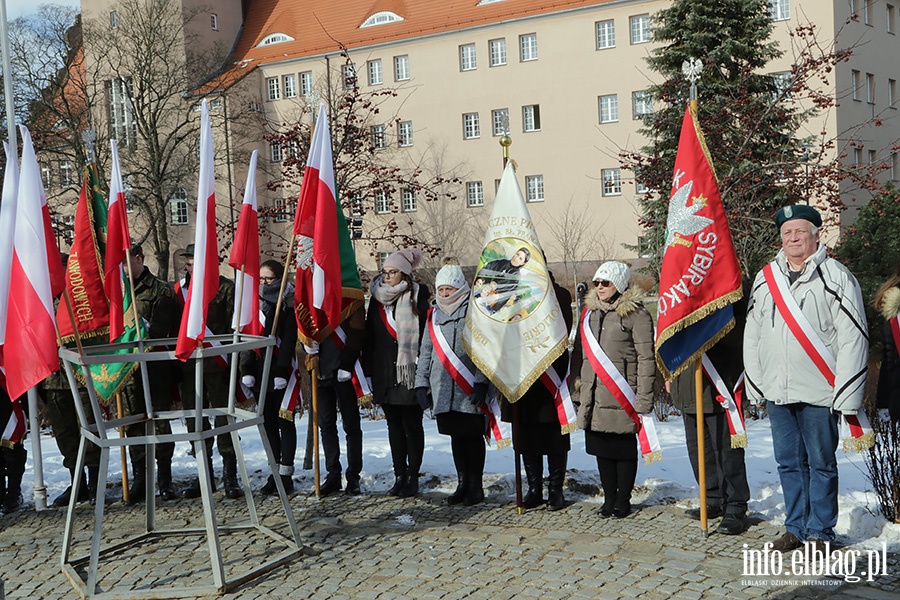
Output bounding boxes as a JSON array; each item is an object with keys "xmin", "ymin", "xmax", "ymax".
[{"xmin": 204, "ymin": 0, "xmax": 614, "ymax": 91}]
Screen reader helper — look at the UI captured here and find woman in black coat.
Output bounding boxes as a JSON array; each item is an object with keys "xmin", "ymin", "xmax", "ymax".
[{"xmin": 875, "ymin": 266, "xmax": 900, "ymax": 421}]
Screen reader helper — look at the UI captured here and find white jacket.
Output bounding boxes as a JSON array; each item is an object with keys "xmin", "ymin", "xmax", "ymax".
[{"xmin": 743, "ymin": 244, "xmax": 868, "ymax": 413}]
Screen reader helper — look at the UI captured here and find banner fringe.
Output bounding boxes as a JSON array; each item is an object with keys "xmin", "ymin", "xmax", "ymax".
[
  {"xmin": 642, "ymin": 449, "xmax": 663, "ymax": 465},
  {"xmin": 843, "ymin": 431, "xmax": 875, "ymax": 453},
  {"xmin": 730, "ymin": 432, "xmax": 748, "ymax": 449}
]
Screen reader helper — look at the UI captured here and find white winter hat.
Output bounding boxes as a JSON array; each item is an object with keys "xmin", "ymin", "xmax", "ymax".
[
  {"xmin": 435, "ymin": 264, "xmax": 466, "ymax": 289},
  {"xmin": 593, "ymin": 261, "xmax": 631, "ymax": 294}
]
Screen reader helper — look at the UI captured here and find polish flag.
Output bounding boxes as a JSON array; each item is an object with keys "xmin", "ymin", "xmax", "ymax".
[
  {"xmin": 228, "ymin": 150, "xmax": 263, "ymax": 336},
  {"xmin": 175, "ymin": 100, "xmax": 220, "ymax": 360},
  {"xmin": 0, "ymin": 143, "xmax": 20, "ymax": 385},
  {"xmin": 3, "ymin": 126, "xmax": 65, "ymax": 400},
  {"xmin": 105, "ymin": 140, "xmax": 132, "ymax": 341}
]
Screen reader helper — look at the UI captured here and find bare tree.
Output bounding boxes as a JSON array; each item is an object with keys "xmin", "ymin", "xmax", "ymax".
[{"xmin": 543, "ymin": 200, "xmax": 612, "ymax": 293}]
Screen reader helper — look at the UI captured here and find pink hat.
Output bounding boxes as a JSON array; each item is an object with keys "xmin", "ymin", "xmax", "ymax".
[{"xmin": 384, "ymin": 248, "xmax": 424, "ymax": 275}]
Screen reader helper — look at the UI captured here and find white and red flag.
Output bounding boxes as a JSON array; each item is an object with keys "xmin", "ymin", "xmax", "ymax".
[
  {"xmin": 0, "ymin": 142, "xmax": 20, "ymax": 385},
  {"xmin": 175, "ymin": 100, "xmax": 220, "ymax": 361},
  {"xmin": 3, "ymin": 126, "xmax": 66, "ymax": 400},
  {"xmin": 105, "ymin": 140, "xmax": 132, "ymax": 341},
  {"xmin": 228, "ymin": 150, "xmax": 263, "ymax": 336}
]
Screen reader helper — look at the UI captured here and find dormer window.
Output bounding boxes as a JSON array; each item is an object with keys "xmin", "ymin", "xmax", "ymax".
[
  {"xmin": 257, "ymin": 33, "xmax": 295, "ymax": 47},
  {"xmin": 360, "ymin": 11, "xmax": 404, "ymax": 28}
]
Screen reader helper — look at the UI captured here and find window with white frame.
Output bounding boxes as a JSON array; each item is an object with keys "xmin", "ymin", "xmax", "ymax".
[
  {"xmin": 273, "ymin": 198, "xmax": 290, "ymax": 223},
  {"xmin": 300, "ymin": 71, "xmax": 313, "ymax": 96},
  {"xmin": 852, "ymin": 69, "xmax": 861, "ymax": 100},
  {"xmin": 463, "ymin": 113, "xmax": 480, "ymax": 139},
  {"xmin": 768, "ymin": 0, "xmax": 790, "ymax": 21},
  {"xmin": 371, "ymin": 125, "xmax": 386, "ymax": 150},
  {"xmin": 630, "ymin": 15, "xmax": 650, "ymax": 44},
  {"xmin": 635, "ymin": 179, "xmax": 650, "ymax": 194},
  {"xmin": 854, "ymin": 148, "xmax": 862, "ymax": 167},
  {"xmin": 110, "ymin": 11, "xmax": 118, "ymax": 29},
  {"xmin": 266, "ymin": 77, "xmax": 280, "ymax": 101},
  {"xmin": 492, "ymin": 108, "xmax": 509, "ymax": 136},
  {"xmin": 378, "ymin": 252, "xmax": 391, "ymax": 268},
  {"xmin": 459, "ymin": 44, "xmax": 477, "ymax": 71},
  {"xmin": 869, "ymin": 149, "xmax": 877, "ymax": 166},
  {"xmin": 375, "ymin": 189, "xmax": 390, "ymax": 214},
  {"xmin": 108, "ymin": 78, "xmax": 135, "ymax": 147},
  {"xmin": 601, "ymin": 168, "xmax": 622, "ymax": 196},
  {"xmin": 59, "ymin": 161, "xmax": 74, "ymax": 186},
  {"xmin": 865, "ymin": 0, "xmax": 873, "ymax": 24},
  {"xmin": 889, "ymin": 4, "xmax": 896, "ymax": 33},
  {"xmin": 466, "ymin": 181, "xmax": 484, "ymax": 207},
  {"xmin": 632, "ymin": 91, "xmax": 652, "ymax": 118},
  {"xmin": 596, "ymin": 19, "xmax": 615, "ymax": 49},
  {"xmin": 368, "ymin": 59, "xmax": 383, "ymax": 86},
  {"xmin": 771, "ymin": 71, "xmax": 792, "ymax": 100},
  {"xmin": 270, "ymin": 141, "xmax": 283, "ymax": 162},
  {"xmin": 394, "ymin": 55, "xmax": 410, "ymax": 81},
  {"xmin": 398, "ymin": 121, "xmax": 413, "ymax": 147},
  {"xmin": 123, "ymin": 176, "xmax": 135, "ymax": 212},
  {"xmin": 892, "ymin": 152, "xmax": 898, "ymax": 179},
  {"xmin": 525, "ymin": 175, "xmax": 544, "ymax": 202},
  {"xmin": 599, "ymin": 94, "xmax": 618, "ymax": 123},
  {"xmin": 522, "ymin": 105, "xmax": 541, "ymax": 132},
  {"xmin": 258, "ymin": 33, "xmax": 294, "ymax": 47},
  {"xmin": 170, "ymin": 189, "xmax": 188, "ymax": 225},
  {"xmin": 343, "ymin": 63, "xmax": 357, "ymax": 89},
  {"xmin": 41, "ymin": 163, "xmax": 52, "ymax": 188},
  {"xmin": 890, "ymin": 79, "xmax": 897, "ymax": 107},
  {"xmin": 401, "ymin": 188, "xmax": 417, "ymax": 212},
  {"xmin": 361, "ymin": 11, "xmax": 404, "ymax": 27},
  {"xmin": 489, "ymin": 38, "xmax": 507, "ymax": 67},
  {"xmin": 283, "ymin": 74, "xmax": 296, "ymax": 98},
  {"xmin": 866, "ymin": 73, "xmax": 875, "ymax": 103},
  {"xmin": 519, "ymin": 33, "xmax": 538, "ymax": 61},
  {"xmin": 211, "ymin": 13, "xmax": 218, "ymax": 30}
]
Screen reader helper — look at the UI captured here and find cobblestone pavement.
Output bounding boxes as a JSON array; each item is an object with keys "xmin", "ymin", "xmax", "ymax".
[{"xmin": 1, "ymin": 485, "xmax": 898, "ymax": 599}]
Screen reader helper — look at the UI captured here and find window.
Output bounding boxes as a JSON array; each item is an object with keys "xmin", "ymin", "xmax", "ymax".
[
  {"xmin": 890, "ymin": 79, "xmax": 897, "ymax": 107},
  {"xmin": 375, "ymin": 190, "xmax": 390, "ymax": 214},
  {"xmin": 401, "ymin": 188, "xmax": 417, "ymax": 212},
  {"xmin": 258, "ymin": 33, "xmax": 294, "ymax": 47},
  {"xmin": 637, "ymin": 236, "xmax": 653, "ymax": 258},
  {"xmin": 492, "ymin": 108, "xmax": 509, "ymax": 136},
  {"xmin": 361, "ymin": 11, "xmax": 404, "ymax": 27},
  {"xmin": 273, "ymin": 198, "xmax": 290, "ymax": 223},
  {"xmin": 522, "ymin": 105, "xmax": 541, "ymax": 132},
  {"xmin": 525, "ymin": 175, "xmax": 544, "ymax": 202},
  {"xmin": 771, "ymin": 71, "xmax": 792, "ymax": 100},
  {"xmin": 398, "ymin": 121, "xmax": 413, "ymax": 147},
  {"xmin": 59, "ymin": 161, "xmax": 74, "ymax": 186},
  {"xmin": 211, "ymin": 13, "xmax": 218, "ymax": 30},
  {"xmin": 41, "ymin": 163, "xmax": 52, "ymax": 188},
  {"xmin": 854, "ymin": 148, "xmax": 862, "ymax": 167},
  {"xmin": 602, "ymin": 168, "xmax": 622, "ymax": 196},
  {"xmin": 110, "ymin": 10, "xmax": 118, "ymax": 29},
  {"xmin": 300, "ymin": 71, "xmax": 313, "ymax": 96},
  {"xmin": 596, "ymin": 19, "xmax": 615, "ymax": 49},
  {"xmin": 368, "ymin": 59, "xmax": 383, "ymax": 86},
  {"xmin": 489, "ymin": 38, "xmax": 507, "ymax": 67},
  {"xmin": 636, "ymin": 180, "xmax": 650, "ymax": 194},
  {"xmin": 630, "ymin": 15, "xmax": 650, "ymax": 44},
  {"xmin": 864, "ymin": 0, "xmax": 872, "ymax": 24},
  {"xmin": 768, "ymin": 0, "xmax": 790, "ymax": 21},
  {"xmin": 519, "ymin": 33, "xmax": 538, "ymax": 62},
  {"xmin": 123, "ymin": 176, "xmax": 135, "ymax": 212},
  {"xmin": 371, "ymin": 125, "xmax": 386, "ymax": 150},
  {"xmin": 108, "ymin": 78, "xmax": 136, "ymax": 147},
  {"xmin": 599, "ymin": 94, "xmax": 619, "ymax": 123},
  {"xmin": 343, "ymin": 63, "xmax": 357, "ymax": 89},
  {"xmin": 270, "ymin": 141, "xmax": 283, "ymax": 162},
  {"xmin": 869, "ymin": 149, "xmax": 877, "ymax": 166},
  {"xmin": 852, "ymin": 69, "xmax": 861, "ymax": 100},
  {"xmin": 283, "ymin": 74, "xmax": 296, "ymax": 98},
  {"xmin": 866, "ymin": 73, "xmax": 875, "ymax": 103},
  {"xmin": 889, "ymin": 4, "xmax": 896, "ymax": 33},
  {"xmin": 170, "ymin": 189, "xmax": 188, "ymax": 225},
  {"xmin": 459, "ymin": 44, "xmax": 477, "ymax": 71},
  {"xmin": 266, "ymin": 77, "xmax": 280, "ymax": 101},
  {"xmin": 466, "ymin": 181, "xmax": 484, "ymax": 207},
  {"xmin": 632, "ymin": 91, "xmax": 652, "ymax": 118},
  {"xmin": 394, "ymin": 55, "xmax": 410, "ymax": 81},
  {"xmin": 378, "ymin": 252, "xmax": 391, "ymax": 268},
  {"xmin": 463, "ymin": 113, "xmax": 480, "ymax": 139}
]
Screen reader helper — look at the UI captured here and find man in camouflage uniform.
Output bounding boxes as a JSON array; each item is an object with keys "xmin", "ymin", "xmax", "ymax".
[
  {"xmin": 176, "ymin": 244, "xmax": 242, "ymax": 499},
  {"xmin": 122, "ymin": 245, "xmax": 180, "ymax": 502}
]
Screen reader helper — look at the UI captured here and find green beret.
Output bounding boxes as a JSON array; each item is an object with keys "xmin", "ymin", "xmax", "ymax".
[{"xmin": 774, "ymin": 205, "xmax": 822, "ymax": 229}]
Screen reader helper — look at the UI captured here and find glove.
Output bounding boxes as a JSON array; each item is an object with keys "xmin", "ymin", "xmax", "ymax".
[
  {"xmin": 241, "ymin": 375, "xmax": 256, "ymax": 388},
  {"xmin": 471, "ymin": 383, "xmax": 488, "ymax": 408},
  {"xmin": 336, "ymin": 369, "xmax": 352, "ymax": 382},
  {"xmin": 303, "ymin": 343, "xmax": 319, "ymax": 355},
  {"xmin": 878, "ymin": 408, "xmax": 892, "ymax": 423},
  {"xmin": 273, "ymin": 377, "xmax": 288, "ymax": 390},
  {"xmin": 415, "ymin": 387, "xmax": 431, "ymax": 411}
]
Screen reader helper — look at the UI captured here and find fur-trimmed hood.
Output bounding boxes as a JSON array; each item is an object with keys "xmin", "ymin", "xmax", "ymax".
[
  {"xmin": 584, "ymin": 285, "xmax": 646, "ymax": 317},
  {"xmin": 880, "ymin": 287, "xmax": 900, "ymax": 320}
]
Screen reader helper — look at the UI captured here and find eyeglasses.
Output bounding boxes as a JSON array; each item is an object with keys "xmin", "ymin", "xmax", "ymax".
[
  {"xmin": 260, "ymin": 276, "xmax": 277, "ymax": 284},
  {"xmin": 381, "ymin": 269, "xmax": 401, "ymax": 277},
  {"xmin": 594, "ymin": 280, "xmax": 613, "ymax": 288}
]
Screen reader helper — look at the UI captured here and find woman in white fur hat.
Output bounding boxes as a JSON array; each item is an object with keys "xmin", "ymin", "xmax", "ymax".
[{"xmin": 364, "ymin": 248, "xmax": 432, "ymax": 497}]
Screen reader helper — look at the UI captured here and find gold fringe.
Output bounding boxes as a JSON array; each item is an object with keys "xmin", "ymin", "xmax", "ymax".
[
  {"xmin": 730, "ymin": 432, "xmax": 748, "ymax": 449},
  {"xmin": 0, "ymin": 439, "xmax": 14, "ymax": 449},
  {"xmin": 689, "ymin": 103, "xmax": 721, "ymax": 184},
  {"xmin": 560, "ymin": 422, "xmax": 578, "ymax": 436},
  {"xmin": 74, "ymin": 361, "xmax": 139, "ymax": 406},
  {"xmin": 642, "ymin": 449, "xmax": 663, "ymax": 465},
  {"xmin": 496, "ymin": 438, "xmax": 512, "ymax": 450},
  {"xmin": 464, "ymin": 336, "xmax": 568, "ymax": 404},
  {"xmin": 60, "ymin": 326, "xmax": 110, "ymax": 345},
  {"xmin": 279, "ymin": 408, "xmax": 294, "ymax": 421},
  {"xmin": 357, "ymin": 393, "xmax": 373, "ymax": 408},
  {"xmin": 843, "ymin": 431, "xmax": 875, "ymax": 453}
]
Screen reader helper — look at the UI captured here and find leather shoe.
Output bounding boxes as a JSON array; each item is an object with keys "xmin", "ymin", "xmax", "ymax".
[
  {"xmin": 613, "ymin": 503, "xmax": 631, "ymax": 518},
  {"xmin": 716, "ymin": 513, "xmax": 748, "ymax": 535},
  {"xmin": 772, "ymin": 532, "xmax": 802, "ymax": 552},
  {"xmin": 345, "ymin": 480, "xmax": 362, "ymax": 496},
  {"xmin": 387, "ymin": 475, "xmax": 407, "ymax": 496},
  {"xmin": 318, "ymin": 478, "xmax": 342, "ymax": 496},
  {"xmin": 685, "ymin": 505, "xmax": 723, "ymax": 520}
]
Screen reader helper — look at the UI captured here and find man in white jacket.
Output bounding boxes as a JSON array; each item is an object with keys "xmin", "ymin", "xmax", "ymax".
[{"xmin": 744, "ymin": 205, "xmax": 868, "ymax": 552}]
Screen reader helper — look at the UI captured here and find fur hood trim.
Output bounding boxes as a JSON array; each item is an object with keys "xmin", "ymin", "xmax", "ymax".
[
  {"xmin": 880, "ymin": 287, "xmax": 900, "ymax": 320},
  {"xmin": 585, "ymin": 285, "xmax": 646, "ymax": 317}
]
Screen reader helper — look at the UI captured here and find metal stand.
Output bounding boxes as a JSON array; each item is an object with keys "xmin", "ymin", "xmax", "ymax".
[{"xmin": 58, "ymin": 334, "xmax": 303, "ymax": 599}]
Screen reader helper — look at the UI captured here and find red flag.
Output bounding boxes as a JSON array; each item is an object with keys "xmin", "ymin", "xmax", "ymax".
[
  {"xmin": 655, "ymin": 104, "xmax": 742, "ymax": 380},
  {"xmin": 228, "ymin": 150, "xmax": 263, "ymax": 336},
  {"xmin": 176, "ymin": 100, "xmax": 220, "ymax": 361},
  {"xmin": 0, "ymin": 142, "xmax": 20, "ymax": 378},
  {"xmin": 293, "ymin": 104, "xmax": 342, "ymax": 342},
  {"xmin": 105, "ymin": 140, "xmax": 132, "ymax": 341},
  {"xmin": 3, "ymin": 126, "xmax": 65, "ymax": 400}
]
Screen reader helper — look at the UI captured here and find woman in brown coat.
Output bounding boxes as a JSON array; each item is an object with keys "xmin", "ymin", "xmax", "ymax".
[{"xmin": 575, "ymin": 261, "xmax": 655, "ymax": 518}]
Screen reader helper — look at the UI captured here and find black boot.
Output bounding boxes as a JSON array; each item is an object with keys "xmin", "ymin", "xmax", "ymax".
[
  {"xmin": 260, "ymin": 475, "xmax": 278, "ymax": 495},
  {"xmin": 157, "ymin": 460, "xmax": 177, "ymax": 501},
  {"xmin": 399, "ymin": 473, "xmax": 419, "ymax": 498},
  {"xmin": 53, "ymin": 468, "xmax": 90, "ymax": 507},
  {"xmin": 463, "ymin": 472, "xmax": 484, "ymax": 506},
  {"xmin": 547, "ymin": 452, "xmax": 567, "ymax": 511},
  {"xmin": 522, "ymin": 454, "xmax": 544, "ymax": 509},
  {"xmin": 182, "ymin": 456, "xmax": 215, "ymax": 499},
  {"xmin": 387, "ymin": 472, "xmax": 407, "ymax": 496},
  {"xmin": 222, "ymin": 458, "xmax": 243, "ymax": 499},
  {"xmin": 2, "ymin": 445, "xmax": 26, "ymax": 513},
  {"xmin": 87, "ymin": 466, "xmax": 99, "ymax": 504},
  {"xmin": 127, "ymin": 462, "xmax": 146, "ymax": 505},
  {"xmin": 447, "ymin": 471, "xmax": 468, "ymax": 505}
]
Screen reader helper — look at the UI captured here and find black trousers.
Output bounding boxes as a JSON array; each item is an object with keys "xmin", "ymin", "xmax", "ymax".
[
  {"xmin": 682, "ymin": 411, "xmax": 750, "ymax": 514},
  {"xmin": 317, "ymin": 379, "xmax": 362, "ymax": 483},
  {"xmin": 262, "ymin": 388, "xmax": 297, "ymax": 472},
  {"xmin": 381, "ymin": 404, "xmax": 424, "ymax": 477},
  {"xmin": 124, "ymin": 366, "xmax": 175, "ymax": 465},
  {"xmin": 45, "ymin": 389, "xmax": 100, "ymax": 471}
]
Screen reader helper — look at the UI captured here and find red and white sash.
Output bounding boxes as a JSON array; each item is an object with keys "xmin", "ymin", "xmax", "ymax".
[
  {"xmin": 539, "ymin": 358, "xmax": 577, "ymax": 435},
  {"xmin": 481, "ymin": 389, "xmax": 511, "ymax": 449},
  {"xmin": 428, "ymin": 309, "xmax": 474, "ymax": 395},
  {"xmin": 279, "ymin": 355, "xmax": 303, "ymax": 421},
  {"xmin": 1, "ymin": 399, "xmax": 25, "ymax": 448},
  {"xmin": 700, "ymin": 354, "xmax": 747, "ymax": 449},
  {"xmin": 332, "ymin": 325, "xmax": 374, "ymax": 406},
  {"xmin": 379, "ymin": 304, "xmax": 398, "ymax": 340},
  {"xmin": 763, "ymin": 263, "xmax": 873, "ymax": 451},
  {"xmin": 890, "ymin": 315, "xmax": 900, "ymax": 359},
  {"xmin": 581, "ymin": 309, "xmax": 661, "ymax": 464}
]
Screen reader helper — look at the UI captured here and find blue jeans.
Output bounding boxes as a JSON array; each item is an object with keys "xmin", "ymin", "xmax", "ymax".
[{"xmin": 768, "ymin": 402, "xmax": 839, "ymax": 541}]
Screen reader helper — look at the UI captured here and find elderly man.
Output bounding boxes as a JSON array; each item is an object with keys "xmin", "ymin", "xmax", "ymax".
[{"xmin": 744, "ymin": 205, "xmax": 868, "ymax": 551}]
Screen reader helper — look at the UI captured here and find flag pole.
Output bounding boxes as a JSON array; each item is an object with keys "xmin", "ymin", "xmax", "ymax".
[
  {"xmin": 117, "ymin": 392, "xmax": 129, "ymax": 503},
  {"xmin": 0, "ymin": 0, "xmax": 18, "ymax": 154},
  {"xmin": 227, "ymin": 265, "xmax": 247, "ymax": 415}
]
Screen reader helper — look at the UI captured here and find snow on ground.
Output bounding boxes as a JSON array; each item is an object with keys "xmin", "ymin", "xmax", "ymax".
[{"xmin": 20, "ymin": 411, "xmax": 899, "ymax": 550}]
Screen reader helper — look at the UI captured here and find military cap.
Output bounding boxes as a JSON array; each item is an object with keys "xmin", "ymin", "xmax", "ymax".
[{"xmin": 774, "ymin": 204, "xmax": 822, "ymax": 229}]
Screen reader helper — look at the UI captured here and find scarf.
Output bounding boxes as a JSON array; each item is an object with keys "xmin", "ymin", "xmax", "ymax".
[
  {"xmin": 435, "ymin": 283, "xmax": 470, "ymax": 317},
  {"xmin": 260, "ymin": 279, "xmax": 295, "ymax": 334},
  {"xmin": 371, "ymin": 275, "xmax": 420, "ymax": 388}
]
